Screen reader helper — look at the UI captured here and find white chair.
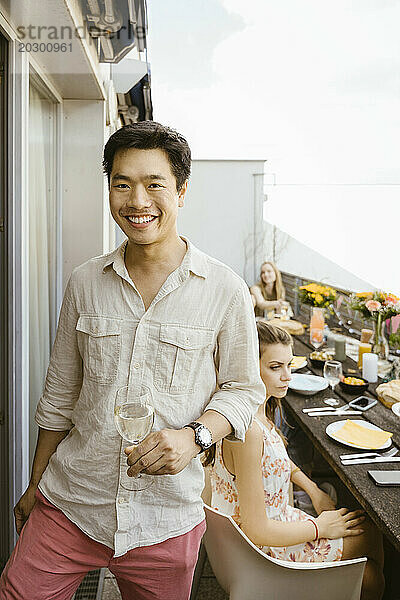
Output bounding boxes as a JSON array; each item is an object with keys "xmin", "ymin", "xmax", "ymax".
[{"xmin": 203, "ymin": 504, "xmax": 367, "ymax": 600}]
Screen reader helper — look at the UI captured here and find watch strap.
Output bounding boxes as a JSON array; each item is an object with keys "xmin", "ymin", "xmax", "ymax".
[{"xmin": 184, "ymin": 422, "xmax": 212, "ymax": 452}]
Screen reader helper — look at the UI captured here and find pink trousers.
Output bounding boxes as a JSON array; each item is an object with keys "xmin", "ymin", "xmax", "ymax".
[{"xmin": 0, "ymin": 490, "xmax": 206, "ymax": 600}]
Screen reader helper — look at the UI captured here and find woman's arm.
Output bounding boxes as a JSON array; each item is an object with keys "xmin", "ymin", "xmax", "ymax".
[
  {"xmin": 290, "ymin": 460, "xmax": 336, "ymax": 513},
  {"xmin": 250, "ymin": 286, "xmax": 282, "ymax": 312},
  {"xmin": 226, "ymin": 427, "xmax": 364, "ymax": 547},
  {"xmin": 226, "ymin": 425, "xmax": 318, "ymax": 547}
]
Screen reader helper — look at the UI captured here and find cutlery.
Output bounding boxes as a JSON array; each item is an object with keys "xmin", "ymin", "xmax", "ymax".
[
  {"xmin": 303, "ymin": 406, "xmax": 350, "ymax": 414},
  {"xmin": 342, "ymin": 456, "xmax": 400, "ymax": 465},
  {"xmin": 340, "ymin": 448, "xmax": 398, "ymax": 461},
  {"xmin": 308, "ymin": 410, "xmax": 362, "ymax": 417}
]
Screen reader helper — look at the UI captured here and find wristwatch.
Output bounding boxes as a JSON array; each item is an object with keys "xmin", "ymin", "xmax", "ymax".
[{"xmin": 184, "ymin": 422, "xmax": 213, "ymax": 453}]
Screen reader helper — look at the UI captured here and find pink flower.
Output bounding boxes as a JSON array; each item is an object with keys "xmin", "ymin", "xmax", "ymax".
[{"xmin": 366, "ymin": 300, "xmax": 381, "ymax": 313}]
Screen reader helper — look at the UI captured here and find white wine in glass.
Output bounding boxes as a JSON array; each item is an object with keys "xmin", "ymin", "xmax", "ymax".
[
  {"xmin": 114, "ymin": 386, "xmax": 154, "ymax": 491},
  {"xmin": 115, "ymin": 403, "xmax": 154, "ymax": 444}
]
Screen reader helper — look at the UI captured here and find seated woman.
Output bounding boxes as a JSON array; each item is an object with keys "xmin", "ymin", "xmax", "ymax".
[
  {"xmin": 207, "ymin": 322, "xmax": 384, "ymax": 600},
  {"xmin": 250, "ymin": 261, "xmax": 292, "ymax": 319}
]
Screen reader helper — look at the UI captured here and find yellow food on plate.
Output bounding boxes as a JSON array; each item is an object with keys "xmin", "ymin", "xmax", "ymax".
[
  {"xmin": 343, "ymin": 377, "xmax": 365, "ymax": 386},
  {"xmin": 334, "ymin": 420, "xmax": 392, "ymax": 449},
  {"xmin": 290, "ymin": 356, "xmax": 307, "ymax": 370},
  {"xmin": 310, "ymin": 350, "xmax": 334, "ymax": 361}
]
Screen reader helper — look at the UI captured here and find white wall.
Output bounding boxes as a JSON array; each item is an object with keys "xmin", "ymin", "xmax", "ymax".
[
  {"xmin": 62, "ymin": 100, "xmax": 107, "ymax": 289},
  {"xmin": 178, "ymin": 159, "xmax": 266, "ymax": 284},
  {"xmin": 264, "ymin": 221, "xmax": 375, "ymax": 293}
]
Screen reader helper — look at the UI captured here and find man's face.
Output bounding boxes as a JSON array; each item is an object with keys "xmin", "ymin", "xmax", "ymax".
[{"xmin": 109, "ymin": 147, "xmax": 187, "ymax": 246}]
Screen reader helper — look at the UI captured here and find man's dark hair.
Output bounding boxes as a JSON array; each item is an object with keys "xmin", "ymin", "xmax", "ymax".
[{"xmin": 103, "ymin": 121, "xmax": 191, "ymax": 191}]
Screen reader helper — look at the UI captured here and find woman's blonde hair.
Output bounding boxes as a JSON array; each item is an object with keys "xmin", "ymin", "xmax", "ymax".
[
  {"xmin": 257, "ymin": 319, "xmax": 292, "ymax": 356},
  {"xmin": 257, "ymin": 261, "xmax": 286, "ymax": 301},
  {"xmin": 257, "ymin": 321, "xmax": 292, "ymax": 429},
  {"xmin": 203, "ymin": 321, "xmax": 292, "ymax": 467}
]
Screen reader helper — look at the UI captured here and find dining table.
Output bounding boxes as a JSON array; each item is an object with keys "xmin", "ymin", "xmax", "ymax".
[{"xmin": 282, "ymin": 329, "xmax": 400, "ymax": 560}]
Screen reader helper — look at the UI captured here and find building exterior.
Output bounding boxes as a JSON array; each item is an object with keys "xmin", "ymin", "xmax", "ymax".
[
  {"xmin": 0, "ymin": 0, "xmax": 152, "ymax": 566},
  {"xmin": 181, "ymin": 160, "xmax": 376, "ymax": 295},
  {"xmin": 179, "ymin": 159, "xmax": 267, "ymax": 286}
]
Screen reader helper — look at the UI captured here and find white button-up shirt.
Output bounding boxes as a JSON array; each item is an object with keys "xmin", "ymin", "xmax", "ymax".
[{"xmin": 35, "ymin": 239, "xmax": 265, "ymax": 557}]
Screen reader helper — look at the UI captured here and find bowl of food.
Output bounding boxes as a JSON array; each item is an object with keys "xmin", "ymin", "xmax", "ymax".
[
  {"xmin": 309, "ymin": 349, "xmax": 335, "ymax": 367},
  {"xmin": 339, "ymin": 375, "xmax": 369, "ymax": 394}
]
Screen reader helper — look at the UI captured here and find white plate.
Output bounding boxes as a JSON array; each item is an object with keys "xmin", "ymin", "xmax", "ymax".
[
  {"xmin": 392, "ymin": 403, "xmax": 400, "ymax": 418},
  {"xmin": 288, "ymin": 373, "xmax": 328, "ymax": 396},
  {"xmin": 326, "ymin": 419, "xmax": 392, "ymax": 450}
]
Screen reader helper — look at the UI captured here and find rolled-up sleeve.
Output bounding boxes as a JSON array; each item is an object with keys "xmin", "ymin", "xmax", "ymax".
[
  {"xmin": 205, "ymin": 281, "xmax": 265, "ymax": 441},
  {"xmin": 35, "ymin": 276, "xmax": 83, "ymax": 431}
]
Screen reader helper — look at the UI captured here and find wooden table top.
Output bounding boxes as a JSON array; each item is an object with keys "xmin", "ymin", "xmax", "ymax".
[{"xmin": 283, "ymin": 333, "xmax": 400, "ymax": 552}]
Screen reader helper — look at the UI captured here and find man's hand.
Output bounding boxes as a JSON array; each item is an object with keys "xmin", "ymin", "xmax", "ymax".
[
  {"xmin": 14, "ymin": 485, "xmax": 37, "ymax": 535},
  {"xmin": 124, "ymin": 428, "xmax": 199, "ymax": 477},
  {"xmin": 311, "ymin": 488, "xmax": 337, "ymax": 515}
]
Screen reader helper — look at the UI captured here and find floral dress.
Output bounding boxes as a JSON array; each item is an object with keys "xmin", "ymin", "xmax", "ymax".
[{"xmin": 209, "ymin": 416, "xmax": 343, "ymax": 562}]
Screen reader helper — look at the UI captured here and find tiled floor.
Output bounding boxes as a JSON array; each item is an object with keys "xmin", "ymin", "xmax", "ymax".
[
  {"xmin": 101, "ymin": 571, "xmax": 121, "ymax": 600},
  {"xmin": 194, "ymin": 556, "xmax": 228, "ymax": 600}
]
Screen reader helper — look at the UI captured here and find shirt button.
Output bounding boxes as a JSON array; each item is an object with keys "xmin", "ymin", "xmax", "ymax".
[
  {"xmin": 133, "ymin": 362, "xmax": 141, "ymax": 369},
  {"xmin": 118, "ymin": 497, "xmax": 127, "ymax": 504}
]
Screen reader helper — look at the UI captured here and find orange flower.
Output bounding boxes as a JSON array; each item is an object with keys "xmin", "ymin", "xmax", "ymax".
[{"xmin": 385, "ymin": 294, "xmax": 399, "ymax": 304}]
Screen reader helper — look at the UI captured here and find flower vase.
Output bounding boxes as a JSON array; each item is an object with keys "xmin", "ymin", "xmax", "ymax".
[
  {"xmin": 310, "ymin": 307, "xmax": 325, "ymax": 330},
  {"xmin": 373, "ymin": 314, "xmax": 389, "ymax": 360}
]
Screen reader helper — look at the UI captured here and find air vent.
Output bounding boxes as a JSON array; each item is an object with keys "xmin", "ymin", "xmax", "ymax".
[{"xmin": 72, "ymin": 568, "xmax": 106, "ymax": 600}]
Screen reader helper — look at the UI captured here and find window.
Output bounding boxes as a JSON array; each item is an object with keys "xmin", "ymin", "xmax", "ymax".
[
  {"xmin": 28, "ymin": 76, "xmax": 59, "ymax": 460},
  {"xmin": 0, "ymin": 28, "xmax": 9, "ymax": 569}
]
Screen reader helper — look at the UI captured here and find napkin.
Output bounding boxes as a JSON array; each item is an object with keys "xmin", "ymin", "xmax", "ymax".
[
  {"xmin": 290, "ymin": 356, "xmax": 307, "ymax": 370},
  {"xmin": 334, "ymin": 420, "xmax": 393, "ymax": 449}
]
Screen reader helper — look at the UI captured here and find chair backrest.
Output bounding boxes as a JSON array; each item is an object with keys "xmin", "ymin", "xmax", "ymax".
[{"xmin": 203, "ymin": 504, "xmax": 366, "ymax": 600}]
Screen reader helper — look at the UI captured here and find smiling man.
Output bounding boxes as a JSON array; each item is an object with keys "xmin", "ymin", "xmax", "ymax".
[{"xmin": 0, "ymin": 122, "xmax": 265, "ymax": 600}]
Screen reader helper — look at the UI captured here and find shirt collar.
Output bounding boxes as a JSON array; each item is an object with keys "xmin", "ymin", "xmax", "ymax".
[
  {"xmin": 102, "ymin": 242, "xmax": 128, "ymax": 277},
  {"xmin": 180, "ymin": 237, "xmax": 208, "ymax": 279},
  {"xmin": 102, "ymin": 237, "xmax": 208, "ymax": 279}
]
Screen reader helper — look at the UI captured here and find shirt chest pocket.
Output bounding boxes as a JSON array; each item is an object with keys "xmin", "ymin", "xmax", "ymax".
[
  {"xmin": 76, "ymin": 315, "xmax": 122, "ymax": 385},
  {"xmin": 154, "ymin": 325, "xmax": 214, "ymax": 394}
]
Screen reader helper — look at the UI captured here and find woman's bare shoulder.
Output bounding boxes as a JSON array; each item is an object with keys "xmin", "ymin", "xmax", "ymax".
[{"xmin": 224, "ymin": 420, "xmax": 264, "ymax": 458}]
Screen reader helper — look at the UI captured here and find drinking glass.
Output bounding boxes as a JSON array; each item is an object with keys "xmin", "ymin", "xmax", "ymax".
[
  {"xmin": 114, "ymin": 386, "xmax": 155, "ymax": 491},
  {"xmin": 310, "ymin": 328, "xmax": 324, "ymax": 350},
  {"xmin": 323, "ymin": 360, "xmax": 342, "ymax": 392},
  {"xmin": 279, "ymin": 305, "xmax": 290, "ymax": 321}
]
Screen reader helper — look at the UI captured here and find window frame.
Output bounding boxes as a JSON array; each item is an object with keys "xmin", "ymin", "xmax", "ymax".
[{"xmin": 5, "ymin": 30, "xmax": 63, "ymax": 549}]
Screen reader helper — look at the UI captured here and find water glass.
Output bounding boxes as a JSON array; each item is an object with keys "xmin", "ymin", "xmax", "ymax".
[{"xmin": 323, "ymin": 360, "xmax": 342, "ymax": 392}]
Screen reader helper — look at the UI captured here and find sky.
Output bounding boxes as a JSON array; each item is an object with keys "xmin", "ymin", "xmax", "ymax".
[{"xmin": 147, "ymin": 0, "xmax": 400, "ymax": 293}]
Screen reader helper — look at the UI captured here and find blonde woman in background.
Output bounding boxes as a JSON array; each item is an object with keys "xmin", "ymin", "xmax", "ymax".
[{"xmin": 250, "ymin": 261, "xmax": 292, "ymax": 319}]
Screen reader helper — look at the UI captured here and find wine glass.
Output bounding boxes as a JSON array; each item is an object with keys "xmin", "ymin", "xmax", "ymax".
[
  {"xmin": 114, "ymin": 386, "xmax": 155, "ymax": 491},
  {"xmin": 310, "ymin": 328, "xmax": 324, "ymax": 350},
  {"xmin": 323, "ymin": 360, "xmax": 342, "ymax": 406},
  {"xmin": 279, "ymin": 305, "xmax": 290, "ymax": 321}
]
